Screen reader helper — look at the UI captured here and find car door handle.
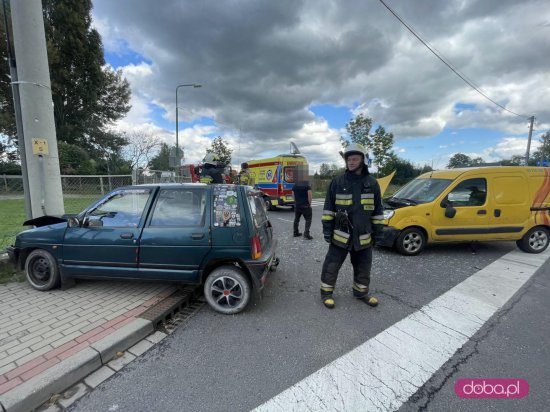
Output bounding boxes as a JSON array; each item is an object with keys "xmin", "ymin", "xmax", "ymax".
[
  {"xmin": 191, "ymin": 233, "xmax": 205, "ymax": 240},
  {"xmin": 477, "ymin": 210, "xmax": 487, "ymax": 215},
  {"xmin": 120, "ymin": 233, "xmax": 134, "ymax": 239},
  {"xmin": 494, "ymin": 209, "xmax": 501, "ymax": 217}
]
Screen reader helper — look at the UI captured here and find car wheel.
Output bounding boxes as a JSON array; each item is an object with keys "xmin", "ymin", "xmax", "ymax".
[
  {"xmin": 516, "ymin": 226, "xmax": 550, "ymax": 253},
  {"xmin": 395, "ymin": 227, "xmax": 426, "ymax": 256},
  {"xmin": 204, "ymin": 266, "xmax": 251, "ymax": 314},
  {"xmin": 25, "ymin": 249, "xmax": 60, "ymax": 291},
  {"xmin": 264, "ymin": 197, "xmax": 274, "ymax": 211}
]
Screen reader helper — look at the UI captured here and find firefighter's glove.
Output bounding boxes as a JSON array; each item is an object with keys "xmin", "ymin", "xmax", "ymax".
[{"xmin": 324, "ymin": 233, "xmax": 331, "ymax": 243}]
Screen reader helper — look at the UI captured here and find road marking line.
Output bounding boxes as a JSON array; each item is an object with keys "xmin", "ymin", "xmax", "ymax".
[
  {"xmin": 253, "ymin": 247, "xmax": 550, "ymax": 411},
  {"xmin": 275, "ymin": 218, "xmax": 294, "ymax": 223}
]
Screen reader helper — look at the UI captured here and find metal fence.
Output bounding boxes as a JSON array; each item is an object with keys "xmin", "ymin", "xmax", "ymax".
[
  {"xmin": 0, "ymin": 174, "xmax": 133, "ymax": 197},
  {"xmin": 0, "ymin": 175, "xmax": 133, "ymax": 251}
]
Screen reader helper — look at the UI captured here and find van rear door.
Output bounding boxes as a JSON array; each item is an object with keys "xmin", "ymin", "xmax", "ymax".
[{"xmin": 488, "ymin": 173, "xmax": 530, "ymax": 238}]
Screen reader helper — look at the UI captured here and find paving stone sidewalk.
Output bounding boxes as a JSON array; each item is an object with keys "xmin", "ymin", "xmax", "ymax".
[{"xmin": 0, "ymin": 279, "xmax": 178, "ymax": 411}]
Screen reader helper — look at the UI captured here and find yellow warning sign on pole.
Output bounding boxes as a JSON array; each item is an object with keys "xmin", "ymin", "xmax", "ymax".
[{"xmin": 32, "ymin": 138, "xmax": 49, "ymax": 155}]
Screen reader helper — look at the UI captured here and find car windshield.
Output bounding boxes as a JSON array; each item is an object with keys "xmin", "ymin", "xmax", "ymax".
[{"xmin": 390, "ymin": 178, "xmax": 452, "ymax": 205}]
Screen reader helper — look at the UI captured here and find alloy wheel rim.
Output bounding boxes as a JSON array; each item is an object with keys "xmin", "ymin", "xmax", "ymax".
[
  {"xmin": 210, "ymin": 276, "xmax": 243, "ymax": 308},
  {"xmin": 404, "ymin": 233, "xmax": 422, "ymax": 252},
  {"xmin": 529, "ymin": 231, "xmax": 547, "ymax": 251}
]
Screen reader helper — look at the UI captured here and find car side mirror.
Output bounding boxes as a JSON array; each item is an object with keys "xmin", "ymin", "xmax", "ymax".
[
  {"xmin": 67, "ymin": 217, "xmax": 81, "ymax": 228},
  {"xmin": 444, "ymin": 204, "xmax": 456, "ymax": 218},
  {"xmin": 87, "ymin": 218, "xmax": 104, "ymax": 227}
]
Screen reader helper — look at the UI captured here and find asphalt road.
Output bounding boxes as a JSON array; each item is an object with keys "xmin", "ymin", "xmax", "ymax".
[{"xmin": 68, "ymin": 202, "xmax": 545, "ymax": 412}]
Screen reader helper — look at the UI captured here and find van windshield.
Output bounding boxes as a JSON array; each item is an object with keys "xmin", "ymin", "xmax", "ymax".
[{"xmin": 389, "ymin": 178, "xmax": 452, "ymax": 205}]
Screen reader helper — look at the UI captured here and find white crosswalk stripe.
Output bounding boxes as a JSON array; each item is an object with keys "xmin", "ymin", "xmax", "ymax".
[
  {"xmin": 311, "ymin": 199, "xmax": 324, "ymax": 206},
  {"xmin": 253, "ymin": 248, "xmax": 550, "ymax": 411}
]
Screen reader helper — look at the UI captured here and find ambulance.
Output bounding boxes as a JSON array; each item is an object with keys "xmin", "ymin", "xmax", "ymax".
[{"xmin": 245, "ymin": 154, "xmax": 308, "ymax": 210}]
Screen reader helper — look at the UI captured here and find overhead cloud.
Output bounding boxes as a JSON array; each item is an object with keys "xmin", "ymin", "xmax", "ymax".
[{"xmin": 92, "ymin": 0, "xmax": 550, "ymax": 166}]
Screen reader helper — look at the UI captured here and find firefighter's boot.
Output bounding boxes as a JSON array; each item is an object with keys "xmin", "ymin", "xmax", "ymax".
[
  {"xmin": 353, "ymin": 282, "xmax": 378, "ymax": 307},
  {"xmin": 321, "ymin": 283, "xmax": 335, "ymax": 309}
]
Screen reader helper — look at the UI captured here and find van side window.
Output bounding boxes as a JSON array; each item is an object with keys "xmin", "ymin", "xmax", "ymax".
[{"xmin": 446, "ymin": 178, "xmax": 487, "ymax": 207}]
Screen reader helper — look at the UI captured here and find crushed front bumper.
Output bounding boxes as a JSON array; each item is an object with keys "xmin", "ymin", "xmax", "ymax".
[
  {"xmin": 376, "ymin": 226, "xmax": 400, "ymax": 248},
  {"xmin": 6, "ymin": 246, "xmax": 19, "ymax": 267}
]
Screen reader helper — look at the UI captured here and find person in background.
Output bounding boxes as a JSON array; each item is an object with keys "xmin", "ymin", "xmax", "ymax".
[
  {"xmin": 238, "ymin": 162, "xmax": 254, "ymax": 186},
  {"xmin": 199, "ymin": 153, "xmax": 224, "ymax": 184},
  {"xmin": 292, "ymin": 165, "xmax": 313, "ymax": 240}
]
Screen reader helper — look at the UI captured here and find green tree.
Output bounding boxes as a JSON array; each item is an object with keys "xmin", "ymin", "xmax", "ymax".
[
  {"xmin": 500, "ymin": 155, "xmax": 524, "ymax": 166},
  {"xmin": 43, "ymin": 0, "xmax": 131, "ymax": 154},
  {"xmin": 531, "ymin": 132, "xmax": 550, "ymax": 165},
  {"xmin": 207, "ymin": 137, "xmax": 233, "ymax": 166},
  {"xmin": 318, "ymin": 163, "xmax": 341, "ymax": 179},
  {"xmin": 1, "ymin": 1, "xmax": 131, "ymax": 166},
  {"xmin": 0, "ymin": 136, "xmax": 20, "ymax": 174},
  {"xmin": 341, "ymin": 114, "xmax": 394, "ymax": 170},
  {"xmin": 447, "ymin": 153, "xmax": 474, "ymax": 168},
  {"xmin": 379, "ymin": 153, "xmax": 433, "ymax": 185},
  {"xmin": 149, "ymin": 143, "xmax": 171, "ymax": 171},
  {"xmin": 57, "ymin": 141, "xmax": 96, "ymax": 174},
  {"xmin": 0, "ymin": 4, "xmax": 16, "ymax": 140}
]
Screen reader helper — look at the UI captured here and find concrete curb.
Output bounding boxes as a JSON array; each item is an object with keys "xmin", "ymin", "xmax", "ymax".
[{"xmin": 0, "ymin": 317, "xmax": 161, "ymax": 412}]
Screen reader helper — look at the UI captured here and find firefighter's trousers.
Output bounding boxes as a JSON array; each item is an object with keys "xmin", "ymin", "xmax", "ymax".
[{"xmin": 320, "ymin": 243, "xmax": 372, "ymax": 299}]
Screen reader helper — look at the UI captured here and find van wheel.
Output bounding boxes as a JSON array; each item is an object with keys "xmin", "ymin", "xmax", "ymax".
[
  {"xmin": 395, "ymin": 228, "xmax": 425, "ymax": 256},
  {"xmin": 517, "ymin": 226, "xmax": 550, "ymax": 253},
  {"xmin": 204, "ymin": 266, "xmax": 251, "ymax": 314},
  {"xmin": 25, "ymin": 249, "xmax": 60, "ymax": 291},
  {"xmin": 264, "ymin": 197, "xmax": 274, "ymax": 211}
]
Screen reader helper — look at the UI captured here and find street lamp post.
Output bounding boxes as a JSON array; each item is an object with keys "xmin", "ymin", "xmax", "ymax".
[{"xmin": 176, "ymin": 83, "xmax": 202, "ymax": 175}]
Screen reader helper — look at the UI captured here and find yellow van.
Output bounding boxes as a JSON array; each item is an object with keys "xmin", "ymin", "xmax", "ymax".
[{"xmin": 377, "ymin": 167, "xmax": 550, "ymax": 255}]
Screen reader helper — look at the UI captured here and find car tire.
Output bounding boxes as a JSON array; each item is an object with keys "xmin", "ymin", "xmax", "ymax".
[
  {"xmin": 204, "ymin": 266, "xmax": 251, "ymax": 314},
  {"xmin": 25, "ymin": 249, "xmax": 60, "ymax": 291},
  {"xmin": 516, "ymin": 226, "xmax": 550, "ymax": 253},
  {"xmin": 264, "ymin": 197, "xmax": 274, "ymax": 211},
  {"xmin": 395, "ymin": 227, "xmax": 426, "ymax": 256}
]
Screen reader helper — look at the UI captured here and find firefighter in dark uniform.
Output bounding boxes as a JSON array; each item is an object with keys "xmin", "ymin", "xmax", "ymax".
[
  {"xmin": 320, "ymin": 143, "xmax": 385, "ymax": 309},
  {"xmin": 199, "ymin": 153, "xmax": 224, "ymax": 184}
]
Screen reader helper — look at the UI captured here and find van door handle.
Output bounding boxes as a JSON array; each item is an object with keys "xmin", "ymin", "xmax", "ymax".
[
  {"xmin": 120, "ymin": 233, "xmax": 134, "ymax": 239},
  {"xmin": 477, "ymin": 210, "xmax": 487, "ymax": 215},
  {"xmin": 191, "ymin": 233, "xmax": 205, "ymax": 240},
  {"xmin": 494, "ymin": 209, "xmax": 501, "ymax": 217}
]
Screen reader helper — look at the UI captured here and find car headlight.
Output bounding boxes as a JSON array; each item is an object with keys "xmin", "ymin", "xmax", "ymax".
[{"xmin": 383, "ymin": 210, "xmax": 395, "ymax": 220}]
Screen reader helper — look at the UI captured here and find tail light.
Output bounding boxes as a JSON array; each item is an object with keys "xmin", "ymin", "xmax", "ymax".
[
  {"xmin": 251, "ymin": 236, "xmax": 262, "ymax": 260},
  {"xmin": 279, "ymin": 184, "xmax": 283, "ymax": 193}
]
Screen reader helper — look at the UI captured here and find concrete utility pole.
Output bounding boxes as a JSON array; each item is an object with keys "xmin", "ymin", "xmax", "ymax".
[
  {"xmin": 10, "ymin": 0, "xmax": 64, "ymax": 217},
  {"xmin": 3, "ymin": 0, "xmax": 31, "ymax": 219},
  {"xmin": 525, "ymin": 115, "xmax": 535, "ymax": 165}
]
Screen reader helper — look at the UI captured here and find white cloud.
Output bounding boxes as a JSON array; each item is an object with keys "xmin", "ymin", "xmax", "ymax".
[{"xmin": 91, "ymin": 0, "xmax": 550, "ymax": 167}]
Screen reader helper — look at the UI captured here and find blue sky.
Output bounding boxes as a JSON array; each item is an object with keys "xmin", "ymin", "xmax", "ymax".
[{"xmin": 93, "ymin": 0, "xmax": 549, "ymax": 172}]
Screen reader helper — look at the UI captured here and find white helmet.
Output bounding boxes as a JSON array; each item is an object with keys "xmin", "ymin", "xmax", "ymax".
[
  {"xmin": 344, "ymin": 143, "xmax": 368, "ymax": 161},
  {"xmin": 203, "ymin": 153, "xmax": 219, "ymax": 166}
]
